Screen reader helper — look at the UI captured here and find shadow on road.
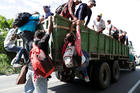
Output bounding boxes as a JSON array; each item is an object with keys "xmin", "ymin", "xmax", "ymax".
[
  {"xmin": 49, "ymin": 67, "xmax": 140, "ymax": 93},
  {"xmin": 49, "ymin": 79, "xmax": 103, "ymax": 93}
]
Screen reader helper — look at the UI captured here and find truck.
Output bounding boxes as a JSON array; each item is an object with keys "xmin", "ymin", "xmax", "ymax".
[{"xmin": 42, "ymin": 14, "xmax": 136, "ymax": 89}]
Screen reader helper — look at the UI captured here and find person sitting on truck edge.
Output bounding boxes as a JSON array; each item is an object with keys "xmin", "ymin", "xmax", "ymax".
[
  {"xmin": 43, "ymin": 5, "xmax": 54, "ymax": 19},
  {"xmin": 75, "ymin": 0, "xmax": 96, "ymax": 27},
  {"xmin": 25, "ymin": 16, "xmax": 53, "ymax": 93},
  {"xmin": 92, "ymin": 13, "xmax": 106, "ymax": 33},
  {"xmin": 17, "ymin": 12, "xmax": 44, "ymax": 52},
  {"xmin": 119, "ymin": 31, "xmax": 128, "ymax": 45},
  {"xmin": 106, "ymin": 20, "xmax": 119, "ymax": 40},
  {"xmin": 60, "ymin": 0, "xmax": 82, "ymax": 21},
  {"xmin": 4, "ymin": 26, "xmax": 29, "ymax": 68}
]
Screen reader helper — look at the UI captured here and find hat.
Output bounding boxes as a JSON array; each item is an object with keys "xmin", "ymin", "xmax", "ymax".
[{"xmin": 98, "ymin": 13, "xmax": 103, "ymax": 17}]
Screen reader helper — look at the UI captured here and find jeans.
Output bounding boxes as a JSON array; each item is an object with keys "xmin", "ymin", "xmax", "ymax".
[
  {"xmin": 5, "ymin": 46, "xmax": 28, "ymax": 64},
  {"xmin": 25, "ymin": 69, "xmax": 48, "ymax": 93},
  {"xmin": 81, "ymin": 50, "xmax": 89, "ymax": 77},
  {"xmin": 18, "ymin": 31, "xmax": 34, "ymax": 52}
]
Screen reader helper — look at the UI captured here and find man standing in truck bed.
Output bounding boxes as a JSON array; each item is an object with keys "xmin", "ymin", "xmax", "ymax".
[
  {"xmin": 92, "ymin": 14, "xmax": 106, "ymax": 33},
  {"xmin": 75, "ymin": 0, "xmax": 96, "ymax": 27}
]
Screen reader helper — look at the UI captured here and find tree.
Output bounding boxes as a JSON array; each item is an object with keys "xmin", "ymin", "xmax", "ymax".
[{"xmin": 0, "ymin": 15, "xmax": 14, "ymax": 30}]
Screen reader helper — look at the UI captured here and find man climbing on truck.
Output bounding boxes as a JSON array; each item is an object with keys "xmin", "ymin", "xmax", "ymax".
[
  {"xmin": 60, "ymin": 0, "xmax": 82, "ymax": 21},
  {"xmin": 63, "ymin": 20, "xmax": 90, "ymax": 82},
  {"xmin": 75, "ymin": 0, "xmax": 96, "ymax": 27}
]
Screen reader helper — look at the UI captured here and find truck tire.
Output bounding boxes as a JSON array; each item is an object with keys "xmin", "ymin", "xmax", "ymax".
[
  {"xmin": 98, "ymin": 62, "xmax": 111, "ymax": 89},
  {"xmin": 55, "ymin": 70, "xmax": 75, "ymax": 82},
  {"xmin": 111, "ymin": 61, "xmax": 120, "ymax": 82}
]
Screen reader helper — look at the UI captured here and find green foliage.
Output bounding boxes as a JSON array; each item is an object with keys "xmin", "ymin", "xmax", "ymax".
[
  {"xmin": 0, "ymin": 54, "xmax": 11, "ymax": 74},
  {"xmin": 7, "ymin": 19, "xmax": 14, "ymax": 29},
  {"xmin": 0, "ymin": 15, "xmax": 14, "ymax": 30},
  {"xmin": 0, "ymin": 29, "xmax": 16, "ymax": 75},
  {"xmin": 0, "ymin": 30, "xmax": 7, "ymax": 54}
]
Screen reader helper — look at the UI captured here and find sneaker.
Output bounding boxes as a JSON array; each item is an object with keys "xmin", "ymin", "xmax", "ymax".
[
  {"xmin": 13, "ymin": 63, "xmax": 22, "ymax": 68},
  {"xmin": 85, "ymin": 76, "xmax": 90, "ymax": 82},
  {"xmin": 11, "ymin": 57, "xmax": 17, "ymax": 65}
]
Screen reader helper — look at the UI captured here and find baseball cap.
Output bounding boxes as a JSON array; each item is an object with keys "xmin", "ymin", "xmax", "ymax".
[{"xmin": 98, "ymin": 13, "xmax": 103, "ymax": 17}]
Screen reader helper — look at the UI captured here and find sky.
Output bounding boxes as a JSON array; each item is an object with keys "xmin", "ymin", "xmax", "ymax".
[{"xmin": 0, "ymin": 0, "xmax": 140, "ymax": 55}]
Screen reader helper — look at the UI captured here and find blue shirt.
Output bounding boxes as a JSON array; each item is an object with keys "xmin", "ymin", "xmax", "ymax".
[
  {"xmin": 18, "ymin": 14, "xmax": 40, "ymax": 34},
  {"xmin": 76, "ymin": 3, "xmax": 92, "ymax": 26}
]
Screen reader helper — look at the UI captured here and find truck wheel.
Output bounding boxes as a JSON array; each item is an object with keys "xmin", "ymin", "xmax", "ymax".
[
  {"xmin": 55, "ymin": 71, "xmax": 75, "ymax": 82},
  {"xmin": 111, "ymin": 61, "xmax": 120, "ymax": 82},
  {"xmin": 98, "ymin": 62, "xmax": 111, "ymax": 89}
]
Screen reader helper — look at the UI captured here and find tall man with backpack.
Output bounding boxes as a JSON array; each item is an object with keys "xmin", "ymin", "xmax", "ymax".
[
  {"xmin": 14, "ymin": 12, "xmax": 44, "ymax": 52},
  {"xmin": 25, "ymin": 16, "xmax": 54, "ymax": 93}
]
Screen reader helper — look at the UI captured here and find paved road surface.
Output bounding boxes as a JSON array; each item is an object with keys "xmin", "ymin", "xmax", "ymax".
[{"xmin": 1, "ymin": 66, "xmax": 140, "ymax": 93}]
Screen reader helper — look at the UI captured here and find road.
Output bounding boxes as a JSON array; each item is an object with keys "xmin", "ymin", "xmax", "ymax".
[{"xmin": 1, "ymin": 66, "xmax": 140, "ymax": 93}]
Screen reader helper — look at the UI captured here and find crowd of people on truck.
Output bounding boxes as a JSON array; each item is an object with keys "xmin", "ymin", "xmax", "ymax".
[{"xmin": 3, "ymin": 0, "xmax": 129, "ymax": 93}]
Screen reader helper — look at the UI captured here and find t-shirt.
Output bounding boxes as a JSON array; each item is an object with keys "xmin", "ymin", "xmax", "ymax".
[
  {"xmin": 4, "ymin": 28, "xmax": 17, "ymax": 48},
  {"xmin": 107, "ymin": 24, "xmax": 112, "ymax": 31},
  {"xmin": 75, "ymin": 3, "xmax": 92, "ymax": 26},
  {"xmin": 18, "ymin": 14, "xmax": 40, "ymax": 34},
  {"xmin": 107, "ymin": 24, "xmax": 115, "ymax": 35},
  {"xmin": 93, "ymin": 19, "xmax": 106, "ymax": 32}
]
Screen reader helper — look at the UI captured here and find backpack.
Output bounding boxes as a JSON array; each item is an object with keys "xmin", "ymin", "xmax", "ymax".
[
  {"xmin": 63, "ymin": 46, "xmax": 75, "ymax": 68},
  {"xmin": 55, "ymin": 3, "xmax": 67, "ymax": 14},
  {"xmin": 30, "ymin": 43, "xmax": 55, "ymax": 81},
  {"xmin": 13, "ymin": 12, "xmax": 32, "ymax": 27}
]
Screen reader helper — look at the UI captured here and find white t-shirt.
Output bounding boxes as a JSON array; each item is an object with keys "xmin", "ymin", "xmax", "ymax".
[
  {"xmin": 4, "ymin": 28, "xmax": 17, "ymax": 48},
  {"xmin": 93, "ymin": 19, "xmax": 106, "ymax": 32},
  {"xmin": 106, "ymin": 24, "xmax": 112, "ymax": 35}
]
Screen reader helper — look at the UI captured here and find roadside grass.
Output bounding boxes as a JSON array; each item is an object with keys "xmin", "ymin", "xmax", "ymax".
[
  {"xmin": 0, "ymin": 54, "xmax": 10, "ymax": 74},
  {"xmin": 0, "ymin": 53, "xmax": 17, "ymax": 75},
  {"xmin": 0, "ymin": 30, "xmax": 18, "ymax": 75}
]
